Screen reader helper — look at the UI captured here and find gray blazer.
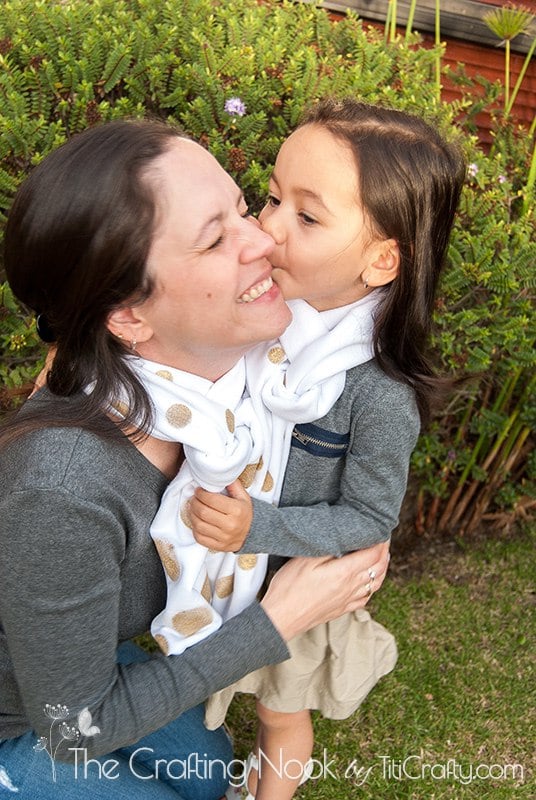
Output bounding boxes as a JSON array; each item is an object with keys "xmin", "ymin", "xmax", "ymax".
[{"xmin": 244, "ymin": 359, "xmax": 420, "ymax": 557}]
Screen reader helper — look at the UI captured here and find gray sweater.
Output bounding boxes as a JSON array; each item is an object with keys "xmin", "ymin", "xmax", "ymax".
[
  {"xmin": 0, "ymin": 360, "xmax": 418, "ymax": 757},
  {"xmin": 0, "ymin": 395, "xmax": 288, "ymax": 759},
  {"xmin": 245, "ymin": 359, "xmax": 420, "ymax": 557}
]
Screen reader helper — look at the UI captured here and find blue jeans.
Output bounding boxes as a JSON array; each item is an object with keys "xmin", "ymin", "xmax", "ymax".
[{"xmin": 0, "ymin": 643, "xmax": 233, "ymax": 799}]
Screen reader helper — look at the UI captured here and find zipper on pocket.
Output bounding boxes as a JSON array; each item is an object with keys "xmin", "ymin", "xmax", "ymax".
[{"xmin": 291, "ymin": 423, "xmax": 349, "ymax": 457}]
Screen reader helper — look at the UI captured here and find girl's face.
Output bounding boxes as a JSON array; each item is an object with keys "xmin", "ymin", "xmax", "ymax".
[
  {"xmin": 130, "ymin": 139, "xmax": 291, "ymax": 379},
  {"xmin": 259, "ymin": 124, "xmax": 383, "ymax": 311}
]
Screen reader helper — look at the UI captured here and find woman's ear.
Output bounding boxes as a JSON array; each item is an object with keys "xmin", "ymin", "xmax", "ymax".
[
  {"xmin": 106, "ymin": 305, "xmax": 153, "ymax": 346},
  {"xmin": 366, "ymin": 239, "xmax": 400, "ymax": 287}
]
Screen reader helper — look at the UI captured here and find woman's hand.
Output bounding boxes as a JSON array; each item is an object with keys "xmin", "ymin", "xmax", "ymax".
[
  {"xmin": 260, "ymin": 540, "xmax": 390, "ymax": 642},
  {"xmin": 190, "ymin": 479, "xmax": 253, "ymax": 552}
]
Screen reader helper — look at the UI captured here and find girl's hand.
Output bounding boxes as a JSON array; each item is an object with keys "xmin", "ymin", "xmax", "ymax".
[{"xmin": 190, "ymin": 479, "xmax": 253, "ymax": 552}]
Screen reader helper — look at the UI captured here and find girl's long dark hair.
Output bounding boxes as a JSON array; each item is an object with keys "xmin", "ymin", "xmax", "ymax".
[
  {"xmin": 2, "ymin": 118, "xmax": 182, "ymax": 445},
  {"xmin": 300, "ymin": 98, "xmax": 466, "ymax": 424}
]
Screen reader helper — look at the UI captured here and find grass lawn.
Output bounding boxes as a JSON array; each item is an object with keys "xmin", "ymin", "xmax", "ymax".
[{"xmin": 225, "ymin": 524, "xmax": 535, "ymax": 798}]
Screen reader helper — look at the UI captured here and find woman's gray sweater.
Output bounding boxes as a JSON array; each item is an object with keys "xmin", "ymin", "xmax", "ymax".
[
  {"xmin": 0, "ymin": 359, "xmax": 418, "ymax": 758},
  {"xmin": 0, "ymin": 394, "xmax": 287, "ymax": 759}
]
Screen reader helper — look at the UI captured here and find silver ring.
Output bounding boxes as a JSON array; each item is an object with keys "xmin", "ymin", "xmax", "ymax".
[
  {"xmin": 365, "ymin": 582, "xmax": 373, "ymax": 596},
  {"xmin": 368, "ymin": 568, "xmax": 376, "ymax": 581}
]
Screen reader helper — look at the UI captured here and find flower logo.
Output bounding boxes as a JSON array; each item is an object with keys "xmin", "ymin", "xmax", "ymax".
[
  {"xmin": 44, "ymin": 703, "xmax": 69, "ymax": 720},
  {"xmin": 34, "ymin": 704, "xmax": 100, "ymax": 782}
]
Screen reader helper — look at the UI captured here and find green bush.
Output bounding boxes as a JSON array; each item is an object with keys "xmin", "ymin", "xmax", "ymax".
[{"xmin": 0, "ymin": 0, "xmax": 534, "ymax": 534}]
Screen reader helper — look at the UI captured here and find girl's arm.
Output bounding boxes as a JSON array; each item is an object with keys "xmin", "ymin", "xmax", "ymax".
[{"xmin": 191, "ymin": 371, "xmax": 419, "ymax": 556}]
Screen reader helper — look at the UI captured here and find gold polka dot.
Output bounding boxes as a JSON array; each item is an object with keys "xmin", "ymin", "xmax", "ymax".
[
  {"xmin": 238, "ymin": 463, "xmax": 257, "ymax": 489},
  {"xmin": 215, "ymin": 575, "xmax": 234, "ymax": 598},
  {"xmin": 262, "ymin": 471, "xmax": 274, "ymax": 492},
  {"xmin": 154, "ymin": 539, "xmax": 181, "ymax": 582},
  {"xmin": 156, "ymin": 369, "xmax": 173, "ymax": 381},
  {"xmin": 237, "ymin": 554, "xmax": 258, "ymax": 570},
  {"xmin": 201, "ymin": 575, "xmax": 212, "ymax": 603},
  {"xmin": 268, "ymin": 345, "xmax": 286, "ymax": 364},
  {"xmin": 111, "ymin": 400, "xmax": 129, "ymax": 418},
  {"xmin": 166, "ymin": 403, "xmax": 192, "ymax": 428},
  {"xmin": 225, "ymin": 409, "xmax": 235, "ymax": 433},
  {"xmin": 180, "ymin": 500, "xmax": 193, "ymax": 529},
  {"xmin": 172, "ymin": 607, "xmax": 213, "ymax": 636},
  {"xmin": 154, "ymin": 634, "xmax": 169, "ymax": 655}
]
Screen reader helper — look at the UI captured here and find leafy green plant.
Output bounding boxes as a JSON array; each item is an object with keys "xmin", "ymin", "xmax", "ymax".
[
  {"xmin": 0, "ymin": 0, "xmax": 533, "ymax": 535},
  {"xmin": 0, "ymin": 282, "xmax": 43, "ymax": 412},
  {"xmin": 414, "ymin": 138, "xmax": 535, "ymax": 534},
  {"xmin": 404, "ymin": 0, "xmax": 418, "ymax": 41},
  {"xmin": 385, "ymin": 0, "xmax": 398, "ymax": 43},
  {"xmin": 483, "ymin": 2, "xmax": 535, "ymax": 113},
  {"xmin": 389, "ymin": 0, "xmax": 443, "ymax": 101}
]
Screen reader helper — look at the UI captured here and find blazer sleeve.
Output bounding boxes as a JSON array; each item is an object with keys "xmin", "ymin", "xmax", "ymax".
[{"xmin": 244, "ymin": 380, "xmax": 420, "ymax": 557}]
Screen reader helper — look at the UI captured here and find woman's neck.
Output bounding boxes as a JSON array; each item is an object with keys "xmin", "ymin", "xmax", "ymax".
[
  {"xmin": 135, "ymin": 342, "xmax": 247, "ymax": 383},
  {"xmin": 133, "ymin": 433, "xmax": 184, "ymax": 479}
]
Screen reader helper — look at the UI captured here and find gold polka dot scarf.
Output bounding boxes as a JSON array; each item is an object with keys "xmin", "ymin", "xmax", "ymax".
[
  {"xmin": 244, "ymin": 294, "xmax": 381, "ymax": 499},
  {"xmin": 125, "ymin": 293, "xmax": 379, "ymax": 655},
  {"xmin": 124, "ymin": 357, "xmax": 272, "ymax": 654}
]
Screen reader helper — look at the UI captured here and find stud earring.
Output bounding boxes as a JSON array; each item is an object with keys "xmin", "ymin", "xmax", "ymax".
[
  {"xmin": 130, "ymin": 338, "xmax": 137, "ymax": 352},
  {"xmin": 363, "ymin": 276, "xmax": 369, "ymax": 290}
]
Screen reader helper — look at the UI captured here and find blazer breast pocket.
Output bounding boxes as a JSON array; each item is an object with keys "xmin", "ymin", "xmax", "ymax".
[{"xmin": 290, "ymin": 422, "xmax": 349, "ymax": 458}]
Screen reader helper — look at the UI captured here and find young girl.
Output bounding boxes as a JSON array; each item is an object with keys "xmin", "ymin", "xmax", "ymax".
[{"xmin": 190, "ymin": 98, "xmax": 466, "ymax": 799}]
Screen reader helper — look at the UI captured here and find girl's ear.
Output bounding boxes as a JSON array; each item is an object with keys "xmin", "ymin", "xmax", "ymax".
[
  {"xmin": 106, "ymin": 305, "xmax": 153, "ymax": 346},
  {"xmin": 366, "ymin": 239, "xmax": 400, "ymax": 287}
]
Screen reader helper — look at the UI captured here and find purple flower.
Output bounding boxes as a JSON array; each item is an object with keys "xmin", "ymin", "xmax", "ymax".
[
  {"xmin": 224, "ymin": 97, "xmax": 247, "ymax": 117},
  {"xmin": 498, "ymin": 174, "xmax": 507, "ymax": 184},
  {"xmin": 467, "ymin": 163, "xmax": 479, "ymax": 178}
]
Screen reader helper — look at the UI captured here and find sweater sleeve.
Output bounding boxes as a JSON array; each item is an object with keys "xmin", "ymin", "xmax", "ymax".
[
  {"xmin": 0, "ymin": 485, "xmax": 288, "ymax": 761},
  {"xmin": 244, "ymin": 384, "xmax": 420, "ymax": 557}
]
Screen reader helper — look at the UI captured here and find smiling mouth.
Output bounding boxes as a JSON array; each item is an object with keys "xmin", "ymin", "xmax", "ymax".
[{"xmin": 237, "ymin": 276, "xmax": 274, "ymax": 303}]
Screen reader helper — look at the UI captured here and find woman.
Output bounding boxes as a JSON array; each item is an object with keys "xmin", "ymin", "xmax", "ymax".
[{"xmin": 0, "ymin": 118, "xmax": 389, "ymax": 799}]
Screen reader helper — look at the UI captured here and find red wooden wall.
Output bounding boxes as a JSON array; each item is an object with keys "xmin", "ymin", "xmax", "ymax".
[{"xmin": 329, "ymin": 1, "xmax": 536, "ymax": 148}]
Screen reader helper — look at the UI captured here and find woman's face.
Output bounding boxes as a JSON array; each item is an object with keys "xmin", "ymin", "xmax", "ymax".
[{"xmin": 134, "ymin": 139, "xmax": 291, "ymax": 379}]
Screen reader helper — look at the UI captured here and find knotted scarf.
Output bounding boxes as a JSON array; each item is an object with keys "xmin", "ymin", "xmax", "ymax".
[{"xmin": 128, "ymin": 293, "xmax": 380, "ymax": 655}]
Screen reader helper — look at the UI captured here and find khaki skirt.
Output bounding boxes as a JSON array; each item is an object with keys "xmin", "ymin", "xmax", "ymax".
[{"xmin": 204, "ymin": 609, "xmax": 397, "ymax": 730}]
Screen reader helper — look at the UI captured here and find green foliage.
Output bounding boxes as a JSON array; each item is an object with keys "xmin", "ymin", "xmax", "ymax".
[
  {"xmin": 0, "ymin": 0, "xmax": 534, "ymax": 534},
  {"xmin": 413, "ymin": 125, "xmax": 536, "ymax": 534},
  {"xmin": 483, "ymin": 2, "xmax": 535, "ymax": 112},
  {"xmin": 0, "ymin": 282, "xmax": 44, "ymax": 412},
  {"xmin": 0, "ymin": 0, "xmax": 447, "ymax": 220}
]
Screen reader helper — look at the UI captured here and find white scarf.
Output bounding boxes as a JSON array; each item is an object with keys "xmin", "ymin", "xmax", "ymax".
[{"xmin": 132, "ymin": 293, "xmax": 379, "ymax": 655}]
